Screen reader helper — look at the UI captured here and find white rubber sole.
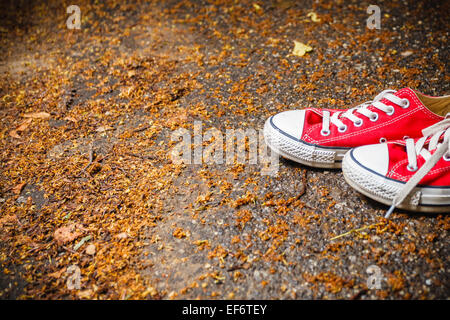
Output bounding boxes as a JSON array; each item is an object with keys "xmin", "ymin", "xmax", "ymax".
[
  {"xmin": 263, "ymin": 116, "xmax": 350, "ymax": 168},
  {"xmin": 342, "ymin": 149, "xmax": 450, "ymax": 213}
]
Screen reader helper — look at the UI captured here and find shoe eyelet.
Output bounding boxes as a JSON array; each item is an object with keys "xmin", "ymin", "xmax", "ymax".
[
  {"xmin": 379, "ymin": 137, "xmax": 387, "ymax": 143},
  {"xmin": 386, "ymin": 107, "xmax": 395, "ymax": 116},
  {"xmin": 403, "ymin": 135, "xmax": 410, "ymax": 140},
  {"xmin": 401, "ymin": 98, "xmax": 410, "ymax": 108},
  {"xmin": 354, "ymin": 119, "xmax": 363, "ymax": 127},
  {"xmin": 370, "ymin": 113, "xmax": 379, "ymax": 122},
  {"xmin": 321, "ymin": 129, "xmax": 331, "ymax": 136},
  {"xmin": 444, "ymin": 152, "xmax": 450, "ymax": 161},
  {"xmin": 338, "ymin": 125, "xmax": 348, "ymax": 133},
  {"xmin": 407, "ymin": 164, "xmax": 418, "ymax": 172}
]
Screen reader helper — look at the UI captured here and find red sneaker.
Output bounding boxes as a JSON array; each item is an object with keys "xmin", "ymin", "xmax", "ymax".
[
  {"xmin": 342, "ymin": 117, "xmax": 450, "ymax": 216},
  {"xmin": 264, "ymin": 88, "xmax": 450, "ymax": 168}
]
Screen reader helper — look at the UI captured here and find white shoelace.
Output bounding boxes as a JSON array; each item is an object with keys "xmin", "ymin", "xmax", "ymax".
[
  {"xmin": 321, "ymin": 90, "xmax": 409, "ymax": 135},
  {"xmin": 385, "ymin": 117, "xmax": 450, "ymax": 218}
]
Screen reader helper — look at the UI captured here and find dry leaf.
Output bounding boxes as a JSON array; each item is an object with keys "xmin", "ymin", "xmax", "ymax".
[
  {"xmin": 0, "ymin": 214, "xmax": 18, "ymax": 228},
  {"xmin": 64, "ymin": 116, "xmax": 78, "ymax": 122},
  {"xmin": 77, "ymin": 289, "xmax": 93, "ymax": 299},
  {"xmin": 9, "ymin": 119, "xmax": 32, "ymax": 138},
  {"xmin": 292, "ymin": 41, "xmax": 313, "ymax": 57},
  {"xmin": 116, "ymin": 232, "xmax": 128, "ymax": 239},
  {"xmin": 142, "ymin": 286, "xmax": 158, "ymax": 298},
  {"xmin": 23, "ymin": 112, "xmax": 51, "ymax": 119},
  {"xmin": 253, "ymin": 3, "xmax": 262, "ymax": 12},
  {"xmin": 401, "ymin": 50, "xmax": 413, "ymax": 57},
  {"xmin": 85, "ymin": 244, "xmax": 96, "ymax": 255},
  {"xmin": 12, "ymin": 182, "xmax": 26, "ymax": 195},
  {"xmin": 96, "ymin": 125, "xmax": 114, "ymax": 132},
  {"xmin": 307, "ymin": 12, "xmax": 321, "ymax": 22},
  {"xmin": 9, "ymin": 130, "xmax": 21, "ymax": 139},
  {"xmin": 48, "ymin": 268, "xmax": 66, "ymax": 279},
  {"xmin": 16, "ymin": 119, "xmax": 32, "ymax": 132},
  {"xmin": 54, "ymin": 224, "xmax": 83, "ymax": 245}
]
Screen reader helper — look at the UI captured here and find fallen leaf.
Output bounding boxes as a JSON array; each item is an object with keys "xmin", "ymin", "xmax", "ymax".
[
  {"xmin": 401, "ymin": 50, "xmax": 413, "ymax": 57},
  {"xmin": 292, "ymin": 40, "xmax": 313, "ymax": 57},
  {"xmin": 64, "ymin": 116, "xmax": 78, "ymax": 122},
  {"xmin": 16, "ymin": 118, "xmax": 33, "ymax": 132},
  {"xmin": 0, "ymin": 214, "xmax": 18, "ymax": 227},
  {"xmin": 12, "ymin": 182, "xmax": 26, "ymax": 195},
  {"xmin": 307, "ymin": 12, "xmax": 321, "ymax": 22},
  {"xmin": 253, "ymin": 3, "xmax": 262, "ymax": 12},
  {"xmin": 77, "ymin": 289, "xmax": 93, "ymax": 299},
  {"xmin": 96, "ymin": 125, "xmax": 114, "ymax": 132},
  {"xmin": 173, "ymin": 227, "xmax": 187, "ymax": 239},
  {"xmin": 48, "ymin": 268, "xmax": 66, "ymax": 279},
  {"xmin": 9, "ymin": 118, "xmax": 32, "ymax": 138},
  {"xmin": 54, "ymin": 224, "xmax": 83, "ymax": 245},
  {"xmin": 116, "ymin": 232, "xmax": 128, "ymax": 239},
  {"xmin": 23, "ymin": 112, "xmax": 51, "ymax": 119},
  {"xmin": 85, "ymin": 244, "xmax": 96, "ymax": 255},
  {"xmin": 9, "ymin": 130, "xmax": 21, "ymax": 139},
  {"xmin": 142, "ymin": 286, "xmax": 158, "ymax": 298}
]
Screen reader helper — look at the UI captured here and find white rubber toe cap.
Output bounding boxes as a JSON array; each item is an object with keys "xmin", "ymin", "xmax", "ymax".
[
  {"xmin": 270, "ymin": 110, "xmax": 305, "ymax": 140},
  {"xmin": 351, "ymin": 143, "xmax": 390, "ymax": 176}
]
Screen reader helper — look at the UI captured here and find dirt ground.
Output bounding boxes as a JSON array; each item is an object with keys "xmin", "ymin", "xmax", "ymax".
[{"xmin": 0, "ymin": 0, "xmax": 449, "ymax": 299}]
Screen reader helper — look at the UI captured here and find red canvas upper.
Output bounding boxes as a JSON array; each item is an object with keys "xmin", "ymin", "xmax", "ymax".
[
  {"xmin": 300, "ymin": 88, "xmax": 444, "ymax": 148},
  {"xmin": 385, "ymin": 139, "xmax": 450, "ymax": 187}
]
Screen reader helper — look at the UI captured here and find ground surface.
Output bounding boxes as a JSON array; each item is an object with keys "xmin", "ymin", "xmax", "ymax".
[{"xmin": 0, "ymin": 0, "xmax": 449, "ymax": 299}]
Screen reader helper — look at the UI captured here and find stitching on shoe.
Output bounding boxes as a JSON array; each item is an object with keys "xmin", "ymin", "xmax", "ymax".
[
  {"xmin": 302, "ymin": 90, "xmax": 443, "ymax": 145},
  {"xmin": 303, "ymin": 106, "xmax": 421, "ymax": 144},
  {"xmin": 388, "ymin": 158, "xmax": 450, "ymax": 181},
  {"xmin": 401, "ymin": 89, "xmax": 444, "ymax": 120}
]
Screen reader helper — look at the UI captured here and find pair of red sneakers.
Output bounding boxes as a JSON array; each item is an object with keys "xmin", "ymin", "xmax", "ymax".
[{"xmin": 264, "ymin": 88, "xmax": 450, "ymax": 217}]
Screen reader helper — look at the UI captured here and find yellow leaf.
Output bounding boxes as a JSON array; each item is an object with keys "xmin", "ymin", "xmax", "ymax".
[
  {"xmin": 253, "ymin": 3, "xmax": 262, "ymax": 12},
  {"xmin": 292, "ymin": 41, "xmax": 313, "ymax": 57},
  {"xmin": 307, "ymin": 12, "xmax": 321, "ymax": 22}
]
